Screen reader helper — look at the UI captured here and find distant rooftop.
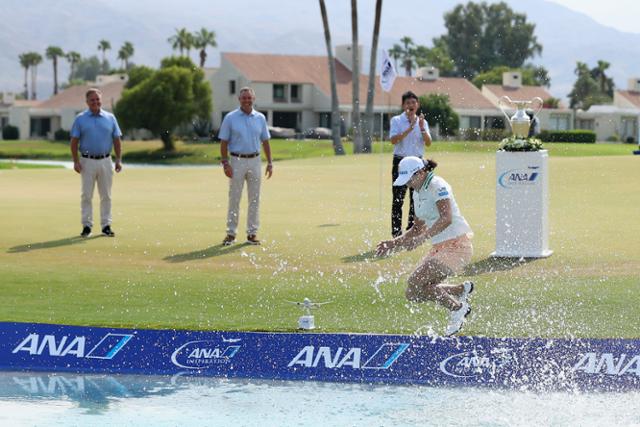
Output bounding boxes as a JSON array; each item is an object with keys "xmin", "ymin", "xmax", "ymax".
[{"xmin": 223, "ymin": 52, "xmax": 498, "ymax": 110}]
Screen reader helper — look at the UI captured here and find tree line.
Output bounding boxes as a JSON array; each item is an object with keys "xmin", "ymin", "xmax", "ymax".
[
  {"xmin": 320, "ymin": 0, "xmax": 617, "ymax": 155},
  {"xmin": 16, "ymin": 27, "xmax": 216, "ymax": 101},
  {"xmin": 18, "ymin": 40, "xmax": 134, "ymax": 100}
]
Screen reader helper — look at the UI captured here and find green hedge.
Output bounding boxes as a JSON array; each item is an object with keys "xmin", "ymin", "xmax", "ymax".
[
  {"xmin": 2, "ymin": 125, "xmax": 19, "ymax": 140},
  {"xmin": 538, "ymin": 130, "xmax": 596, "ymax": 143},
  {"xmin": 54, "ymin": 128, "xmax": 71, "ymax": 141},
  {"xmin": 459, "ymin": 128, "xmax": 507, "ymax": 141}
]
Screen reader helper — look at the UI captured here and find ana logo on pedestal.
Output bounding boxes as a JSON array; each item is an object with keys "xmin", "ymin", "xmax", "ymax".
[
  {"xmin": 171, "ymin": 338, "xmax": 241, "ymax": 369},
  {"xmin": 288, "ymin": 343, "xmax": 409, "ymax": 370},
  {"xmin": 439, "ymin": 347, "xmax": 513, "ymax": 378},
  {"xmin": 498, "ymin": 166, "xmax": 540, "ymax": 188}
]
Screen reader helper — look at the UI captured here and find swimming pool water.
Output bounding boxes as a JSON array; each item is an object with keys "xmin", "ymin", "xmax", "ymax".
[{"xmin": 0, "ymin": 371, "xmax": 638, "ymax": 426}]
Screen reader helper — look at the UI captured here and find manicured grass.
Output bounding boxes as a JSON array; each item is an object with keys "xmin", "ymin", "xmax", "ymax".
[
  {"xmin": 0, "ymin": 161, "xmax": 64, "ymax": 170},
  {"xmin": 0, "ymin": 138, "xmax": 635, "ymax": 165},
  {"xmin": 1, "ymin": 153, "xmax": 638, "ymax": 338}
]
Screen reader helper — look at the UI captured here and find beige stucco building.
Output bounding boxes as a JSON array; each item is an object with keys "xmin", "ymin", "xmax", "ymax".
[
  {"xmin": 574, "ymin": 78, "xmax": 640, "ymax": 142},
  {"xmin": 209, "ymin": 46, "xmax": 501, "ymax": 137},
  {"xmin": 0, "ymin": 75, "xmax": 126, "ymax": 140}
]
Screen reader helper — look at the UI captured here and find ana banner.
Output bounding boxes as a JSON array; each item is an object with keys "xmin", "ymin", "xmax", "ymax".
[{"xmin": 0, "ymin": 322, "xmax": 638, "ymax": 391}]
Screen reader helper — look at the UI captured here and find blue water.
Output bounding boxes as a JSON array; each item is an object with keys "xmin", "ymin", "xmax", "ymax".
[{"xmin": 0, "ymin": 372, "xmax": 638, "ymax": 426}]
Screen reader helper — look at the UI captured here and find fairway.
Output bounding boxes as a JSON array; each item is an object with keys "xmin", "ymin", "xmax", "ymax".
[{"xmin": 1, "ymin": 152, "xmax": 639, "ymax": 338}]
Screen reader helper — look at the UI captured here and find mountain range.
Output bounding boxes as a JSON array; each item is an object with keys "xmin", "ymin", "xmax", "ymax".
[{"xmin": 2, "ymin": 0, "xmax": 640, "ymax": 102}]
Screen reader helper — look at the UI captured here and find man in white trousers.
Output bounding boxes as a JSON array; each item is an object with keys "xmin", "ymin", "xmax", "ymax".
[
  {"xmin": 70, "ymin": 88, "xmax": 122, "ymax": 238},
  {"xmin": 218, "ymin": 87, "xmax": 273, "ymax": 246}
]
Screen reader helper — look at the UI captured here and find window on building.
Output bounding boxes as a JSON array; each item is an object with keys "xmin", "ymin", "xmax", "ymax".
[
  {"xmin": 468, "ymin": 116, "xmax": 482, "ymax": 129},
  {"xmin": 290, "ymin": 84, "xmax": 301, "ymax": 103},
  {"xmin": 0, "ymin": 116, "xmax": 8, "ymax": 129},
  {"xmin": 549, "ymin": 114, "xmax": 570, "ymax": 130},
  {"xmin": 273, "ymin": 84, "xmax": 287, "ymax": 102},
  {"xmin": 319, "ymin": 112, "xmax": 331, "ymax": 128},
  {"xmin": 30, "ymin": 117, "xmax": 51, "ymax": 137},
  {"xmin": 229, "ymin": 80, "xmax": 236, "ymax": 95},
  {"xmin": 621, "ymin": 117, "xmax": 637, "ymax": 141},
  {"xmin": 484, "ymin": 116, "xmax": 505, "ymax": 129},
  {"xmin": 577, "ymin": 119, "xmax": 594, "ymax": 130}
]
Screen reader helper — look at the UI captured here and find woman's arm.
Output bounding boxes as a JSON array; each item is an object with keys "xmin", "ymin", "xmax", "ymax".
[{"xmin": 423, "ymin": 199, "xmax": 452, "ymax": 240}]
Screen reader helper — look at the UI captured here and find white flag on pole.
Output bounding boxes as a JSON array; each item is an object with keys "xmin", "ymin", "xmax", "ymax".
[{"xmin": 380, "ymin": 49, "xmax": 397, "ymax": 93}]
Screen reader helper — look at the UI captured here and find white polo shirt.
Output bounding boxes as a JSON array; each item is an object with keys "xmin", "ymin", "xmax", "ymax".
[
  {"xmin": 413, "ymin": 174, "xmax": 472, "ymax": 244},
  {"xmin": 389, "ymin": 112, "xmax": 431, "ymax": 158}
]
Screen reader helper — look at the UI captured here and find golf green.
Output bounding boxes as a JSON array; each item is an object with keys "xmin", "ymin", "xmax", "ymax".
[{"xmin": 1, "ymin": 152, "xmax": 638, "ymax": 338}]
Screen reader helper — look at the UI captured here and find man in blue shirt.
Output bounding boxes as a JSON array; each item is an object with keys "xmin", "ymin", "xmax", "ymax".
[
  {"xmin": 218, "ymin": 87, "xmax": 273, "ymax": 245},
  {"xmin": 70, "ymin": 88, "xmax": 123, "ymax": 237}
]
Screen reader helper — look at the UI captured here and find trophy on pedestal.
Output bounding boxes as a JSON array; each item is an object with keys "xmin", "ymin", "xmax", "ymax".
[
  {"xmin": 498, "ymin": 96, "xmax": 543, "ymax": 140},
  {"xmin": 493, "ymin": 96, "xmax": 552, "ymax": 258}
]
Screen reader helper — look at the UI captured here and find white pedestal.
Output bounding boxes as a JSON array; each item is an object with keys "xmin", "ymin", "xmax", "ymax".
[
  {"xmin": 493, "ymin": 149, "xmax": 552, "ymax": 258},
  {"xmin": 298, "ymin": 315, "xmax": 315, "ymax": 330}
]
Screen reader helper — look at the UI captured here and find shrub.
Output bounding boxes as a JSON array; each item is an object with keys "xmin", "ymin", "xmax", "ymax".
[
  {"xmin": 625, "ymin": 136, "xmax": 635, "ymax": 144},
  {"xmin": 538, "ymin": 130, "xmax": 596, "ymax": 143},
  {"xmin": 418, "ymin": 94, "xmax": 459, "ymax": 136},
  {"xmin": 54, "ymin": 128, "xmax": 71, "ymax": 141},
  {"xmin": 2, "ymin": 125, "xmax": 19, "ymax": 140},
  {"xmin": 460, "ymin": 128, "xmax": 506, "ymax": 141}
]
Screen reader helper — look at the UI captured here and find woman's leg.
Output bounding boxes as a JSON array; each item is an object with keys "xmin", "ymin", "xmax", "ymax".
[{"xmin": 405, "ymin": 258, "xmax": 462, "ymax": 311}]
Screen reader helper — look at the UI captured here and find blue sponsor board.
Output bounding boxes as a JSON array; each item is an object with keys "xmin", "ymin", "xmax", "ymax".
[{"xmin": 0, "ymin": 322, "xmax": 639, "ymax": 391}]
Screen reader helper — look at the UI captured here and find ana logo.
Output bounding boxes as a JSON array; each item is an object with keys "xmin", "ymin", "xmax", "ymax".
[
  {"xmin": 171, "ymin": 338, "xmax": 241, "ymax": 369},
  {"xmin": 498, "ymin": 166, "xmax": 540, "ymax": 188},
  {"xmin": 439, "ymin": 347, "xmax": 513, "ymax": 378},
  {"xmin": 288, "ymin": 343, "xmax": 409, "ymax": 370},
  {"xmin": 573, "ymin": 353, "xmax": 640, "ymax": 377},
  {"xmin": 12, "ymin": 333, "xmax": 132, "ymax": 359}
]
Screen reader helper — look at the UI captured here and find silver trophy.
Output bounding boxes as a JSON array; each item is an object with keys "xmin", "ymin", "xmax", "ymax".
[
  {"xmin": 285, "ymin": 298, "xmax": 331, "ymax": 330},
  {"xmin": 498, "ymin": 96, "xmax": 543, "ymax": 139}
]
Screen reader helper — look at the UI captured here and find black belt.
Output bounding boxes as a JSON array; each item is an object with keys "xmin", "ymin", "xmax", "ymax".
[
  {"xmin": 230, "ymin": 152, "xmax": 259, "ymax": 158},
  {"xmin": 81, "ymin": 153, "xmax": 110, "ymax": 159}
]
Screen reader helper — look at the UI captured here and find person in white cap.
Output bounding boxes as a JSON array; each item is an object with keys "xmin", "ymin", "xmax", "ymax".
[{"xmin": 375, "ymin": 156, "xmax": 474, "ymax": 336}]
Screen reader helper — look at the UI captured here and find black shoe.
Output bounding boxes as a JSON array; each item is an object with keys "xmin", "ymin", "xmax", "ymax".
[
  {"xmin": 102, "ymin": 226, "xmax": 115, "ymax": 237},
  {"xmin": 81, "ymin": 226, "xmax": 92, "ymax": 238}
]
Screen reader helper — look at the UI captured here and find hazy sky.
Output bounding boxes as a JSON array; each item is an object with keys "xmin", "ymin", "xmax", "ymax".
[{"xmin": 549, "ymin": 0, "xmax": 640, "ymax": 33}]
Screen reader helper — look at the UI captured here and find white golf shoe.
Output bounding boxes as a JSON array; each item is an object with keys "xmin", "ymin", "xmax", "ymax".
[
  {"xmin": 459, "ymin": 280, "xmax": 474, "ymax": 304},
  {"xmin": 445, "ymin": 301, "xmax": 471, "ymax": 336}
]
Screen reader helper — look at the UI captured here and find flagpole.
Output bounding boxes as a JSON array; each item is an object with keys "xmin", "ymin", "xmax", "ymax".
[{"xmin": 379, "ymin": 49, "xmax": 397, "ymax": 214}]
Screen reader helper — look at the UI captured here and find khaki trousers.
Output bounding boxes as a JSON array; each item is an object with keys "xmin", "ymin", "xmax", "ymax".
[
  {"xmin": 80, "ymin": 157, "xmax": 114, "ymax": 228},
  {"xmin": 226, "ymin": 156, "xmax": 261, "ymax": 237}
]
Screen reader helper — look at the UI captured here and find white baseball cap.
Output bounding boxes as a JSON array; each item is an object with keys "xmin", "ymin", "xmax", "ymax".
[{"xmin": 393, "ymin": 156, "xmax": 425, "ymax": 186}]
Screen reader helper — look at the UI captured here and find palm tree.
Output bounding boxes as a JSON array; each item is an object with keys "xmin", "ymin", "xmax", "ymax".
[
  {"xmin": 98, "ymin": 39, "xmax": 111, "ymax": 73},
  {"xmin": 400, "ymin": 36, "xmax": 415, "ymax": 76},
  {"xmin": 45, "ymin": 46, "xmax": 65, "ymax": 95},
  {"xmin": 168, "ymin": 28, "xmax": 193, "ymax": 57},
  {"xmin": 193, "ymin": 28, "xmax": 217, "ymax": 68},
  {"xmin": 592, "ymin": 60, "xmax": 613, "ymax": 96},
  {"xmin": 27, "ymin": 52, "xmax": 43, "ymax": 100},
  {"xmin": 19, "ymin": 53, "xmax": 30, "ymax": 99},
  {"xmin": 388, "ymin": 44, "xmax": 402, "ymax": 71},
  {"xmin": 318, "ymin": 0, "xmax": 344, "ymax": 155},
  {"xmin": 350, "ymin": 0, "xmax": 363, "ymax": 153},
  {"xmin": 364, "ymin": 0, "xmax": 383, "ymax": 153},
  {"xmin": 117, "ymin": 41, "xmax": 135, "ymax": 69},
  {"xmin": 66, "ymin": 51, "xmax": 81, "ymax": 82}
]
